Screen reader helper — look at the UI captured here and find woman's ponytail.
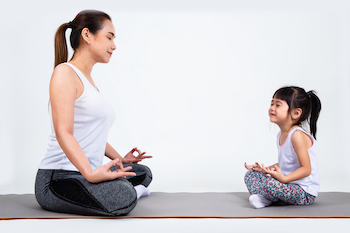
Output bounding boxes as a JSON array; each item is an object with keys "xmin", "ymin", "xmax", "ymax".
[
  {"xmin": 54, "ymin": 23, "xmax": 70, "ymax": 67},
  {"xmin": 53, "ymin": 10, "xmax": 111, "ymax": 68},
  {"xmin": 307, "ymin": 91, "xmax": 322, "ymax": 139}
]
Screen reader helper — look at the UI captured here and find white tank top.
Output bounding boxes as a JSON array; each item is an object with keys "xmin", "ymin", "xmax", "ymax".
[
  {"xmin": 39, "ymin": 63, "xmax": 116, "ymax": 171},
  {"xmin": 277, "ymin": 127, "xmax": 320, "ymax": 196}
]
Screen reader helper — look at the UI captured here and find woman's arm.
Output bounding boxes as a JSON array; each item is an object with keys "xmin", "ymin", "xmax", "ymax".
[
  {"xmin": 50, "ymin": 65, "xmax": 92, "ymax": 175},
  {"xmin": 262, "ymin": 130, "xmax": 312, "ymax": 183},
  {"xmin": 50, "ymin": 65, "xmax": 135, "ymax": 182},
  {"xmin": 105, "ymin": 142, "xmax": 123, "ymax": 161}
]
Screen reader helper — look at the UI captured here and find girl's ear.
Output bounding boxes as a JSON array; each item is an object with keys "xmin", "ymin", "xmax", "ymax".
[
  {"xmin": 291, "ymin": 108, "xmax": 302, "ymax": 121},
  {"xmin": 81, "ymin": 28, "xmax": 92, "ymax": 44}
]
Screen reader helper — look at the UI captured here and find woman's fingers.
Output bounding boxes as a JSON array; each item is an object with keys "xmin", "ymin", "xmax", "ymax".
[
  {"xmin": 120, "ymin": 171, "xmax": 136, "ymax": 177},
  {"xmin": 111, "ymin": 171, "xmax": 136, "ymax": 179},
  {"xmin": 135, "ymin": 150, "xmax": 152, "ymax": 160},
  {"xmin": 122, "ymin": 166, "xmax": 133, "ymax": 172},
  {"xmin": 104, "ymin": 158, "xmax": 119, "ymax": 169}
]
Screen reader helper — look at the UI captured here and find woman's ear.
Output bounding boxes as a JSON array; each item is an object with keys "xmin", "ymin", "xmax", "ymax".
[
  {"xmin": 81, "ymin": 28, "xmax": 91, "ymax": 44},
  {"xmin": 291, "ymin": 108, "xmax": 302, "ymax": 121}
]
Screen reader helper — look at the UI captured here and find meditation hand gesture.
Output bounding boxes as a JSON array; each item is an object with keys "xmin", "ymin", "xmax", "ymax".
[
  {"xmin": 262, "ymin": 164, "xmax": 286, "ymax": 183},
  {"xmin": 122, "ymin": 147, "xmax": 153, "ymax": 164},
  {"xmin": 244, "ymin": 162, "xmax": 266, "ymax": 173},
  {"xmin": 87, "ymin": 159, "xmax": 136, "ymax": 183}
]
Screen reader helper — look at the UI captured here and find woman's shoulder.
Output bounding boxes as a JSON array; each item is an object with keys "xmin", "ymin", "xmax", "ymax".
[
  {"xmin": 51, "ymin": 63, "xmax": 78, "ymax": 82},
  {"xmin": 50, "ymin": 63, "xmax": 81, "ymax": 91},
  {"xmin": 53, "ymin": 63, "xmax": 76, "ymax": 76}
]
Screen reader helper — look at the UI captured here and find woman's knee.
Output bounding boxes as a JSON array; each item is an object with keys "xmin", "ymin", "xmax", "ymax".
[
  {"xmin": 35, "ymin": 169, "xmax": 138, "ymax": 216},
  {"xmin": 126, "ymin": 164, "xmax": 153, "ymax": 187}
]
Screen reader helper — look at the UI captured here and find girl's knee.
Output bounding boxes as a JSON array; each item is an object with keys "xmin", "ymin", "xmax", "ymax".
[
  {"xmin": 244, "ymin": 170, "xmax": 258, "ymax": 184},
  {"xmin": 244, "ymin": 171, "xmax": 251, "ymax": 184},
  {"xmin": 244, "ymin": 169, "xmax": 253, "ymax": 178}
]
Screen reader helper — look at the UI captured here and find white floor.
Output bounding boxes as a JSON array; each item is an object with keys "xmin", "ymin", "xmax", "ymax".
[{"xmin": 1, "ymin": 218, "xmax": 349, "ymax": 233}]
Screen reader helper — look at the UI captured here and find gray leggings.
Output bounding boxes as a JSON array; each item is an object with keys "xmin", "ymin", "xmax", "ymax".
[{"xmin": 35, "ymin": 163, "xmax": 152, "ymax": 216}]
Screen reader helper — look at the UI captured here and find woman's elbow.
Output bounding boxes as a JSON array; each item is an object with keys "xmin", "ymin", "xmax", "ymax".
[{"xmin": 55, "ymin": 128, "xmax": 73, "ymax": 142}]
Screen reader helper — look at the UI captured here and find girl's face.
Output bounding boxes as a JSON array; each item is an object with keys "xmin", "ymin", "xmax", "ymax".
[
  {"xmin": 268, "ymin": 97, "xmax": 291, "ymax": 125},
  {"xmin": 89, "ymin": 19, "xmax": 117, "ymax": 63}
]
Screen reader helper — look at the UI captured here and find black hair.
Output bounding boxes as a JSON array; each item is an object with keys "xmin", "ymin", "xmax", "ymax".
[
  {"xmin": 54, "ymin": 10, "xmax": 111, "ymax": 67},
  {"xmin": 273, "ymin": 86, "xmax": 322, "ymax": 139}
]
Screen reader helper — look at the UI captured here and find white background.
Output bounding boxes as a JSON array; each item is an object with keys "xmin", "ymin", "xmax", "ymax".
[{"xmin": 0, "ymin": 0, "xmax": 349, "ymax": 194}]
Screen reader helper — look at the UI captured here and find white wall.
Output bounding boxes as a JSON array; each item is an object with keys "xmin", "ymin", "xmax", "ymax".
[{"xmin": 0, "ymin": 0, "xmax": 349, "ymax": 194}]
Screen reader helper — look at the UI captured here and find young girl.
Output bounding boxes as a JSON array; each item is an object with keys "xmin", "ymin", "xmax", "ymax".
[{"xmin": 244, "ymin": 86, "xmax": 321, "ymax": 209}]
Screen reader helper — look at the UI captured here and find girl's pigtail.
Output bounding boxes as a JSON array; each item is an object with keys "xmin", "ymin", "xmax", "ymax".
[
  {"xmin": 54, "ymin": 23, "xmax": 71, "ymax": 67},
  {"xmin": 307, "ymin": 91, "xmax": 322, "ymax": 139}
]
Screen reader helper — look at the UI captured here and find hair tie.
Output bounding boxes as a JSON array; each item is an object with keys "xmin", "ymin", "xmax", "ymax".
[{"xmin": 68, "ymin": 21, "xmax": 72, "ymax": 28}]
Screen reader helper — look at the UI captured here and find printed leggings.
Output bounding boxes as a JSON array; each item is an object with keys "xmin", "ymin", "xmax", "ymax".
[
  {"xmin": 244, "ymin": 170, "xmax": 315, "ymax": 205},
  {"xmin": 35, "ymin": 163, "xmax": 152, "ymax": 216}
]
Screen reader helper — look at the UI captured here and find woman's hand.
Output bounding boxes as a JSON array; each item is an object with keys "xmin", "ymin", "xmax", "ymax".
[
  {"xmin": 122, "ymin": 147, "xmax": 152, "ymax": 164},
  {"xmin": 262, "ymin": 164, "xmax": 286, "ymax": 183},
  {"xmin": 244, "ymin": 162, "xmax": 265, "ymax": 173},
  {"xmin": 86, "ymin": 159, "xmax": 136, "ymax": 183}
]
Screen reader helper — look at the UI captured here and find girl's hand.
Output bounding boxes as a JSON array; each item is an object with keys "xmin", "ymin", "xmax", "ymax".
[
  {"xmin": 122, "ymin": 147, "xmax": 153, "ymax": 164},
  {"xmin": 86, "ymin": 159, "xmax": 136, "ymax": 183},
  {"xmin": 262, "ymin": 164, "xmax": 286, "ymax": 183},
  {"xmin": 244, "ymin": 162, "xmax": 265, "ymax": 173}
]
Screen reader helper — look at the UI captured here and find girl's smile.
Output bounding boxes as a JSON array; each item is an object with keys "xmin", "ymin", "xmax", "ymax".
[{"xmin": 268, "ymin": 98, "xmax": 290, "ymax": 125}]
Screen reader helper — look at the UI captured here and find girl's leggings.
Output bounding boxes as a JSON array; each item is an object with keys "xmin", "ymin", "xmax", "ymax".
[
  {"xmin": 244, "ymin": 170, "xmax": 315, "ymax": 205},
  {"xmin": 35, "ymin": 163, "xmax": 152, "ymax": 216}
]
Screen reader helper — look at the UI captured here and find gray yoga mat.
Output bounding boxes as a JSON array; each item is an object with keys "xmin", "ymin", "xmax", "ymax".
[{"xmin": 1, "ymin": 192, "xmax": 349, "ymax": 219}]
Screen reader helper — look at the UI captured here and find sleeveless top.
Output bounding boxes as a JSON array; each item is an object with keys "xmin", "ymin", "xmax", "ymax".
[
  {"xmin": 39, "ymin": 63, "xmax": 116, "ymax": 171},
  {"xmin": 277, "ymin": 127, "xmax": 320, "ymax": 196}
]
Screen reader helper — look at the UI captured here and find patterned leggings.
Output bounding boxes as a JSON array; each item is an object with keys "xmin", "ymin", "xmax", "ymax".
[{"xmin": 244, "ymin": 170, "xmax": 315, "ymax": 205}]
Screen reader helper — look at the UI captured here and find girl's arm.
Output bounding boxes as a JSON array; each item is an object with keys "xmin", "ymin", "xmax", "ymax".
[
  {"xmin": 50, "ymin": 65, "xmax": 135, "ymax": 183},
  {"xmin": 263, "ymin": 130, "xmax": 312, "ymax": 183}
]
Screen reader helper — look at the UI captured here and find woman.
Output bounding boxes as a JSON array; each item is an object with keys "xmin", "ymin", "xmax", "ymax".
[{"xmin": 35, "ymin": 10, "xmax": 152, "ymax": 216}]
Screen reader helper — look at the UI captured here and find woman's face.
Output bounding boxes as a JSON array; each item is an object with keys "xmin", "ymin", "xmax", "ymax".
[{"xmin": 89, "ymin": 19, "xmax": 116, "ymax": 63}]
